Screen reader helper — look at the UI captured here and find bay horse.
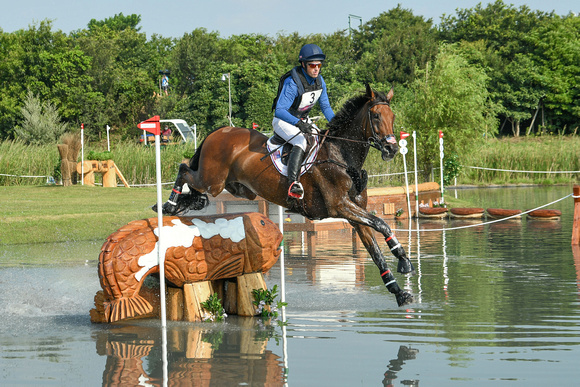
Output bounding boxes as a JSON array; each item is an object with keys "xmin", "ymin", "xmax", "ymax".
[{"xmin": 159, "ymin": 84, "xmax": 414, "ymax": 306}]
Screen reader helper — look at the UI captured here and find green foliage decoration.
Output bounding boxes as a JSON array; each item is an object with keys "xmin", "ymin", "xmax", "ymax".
[
  {"xmin": 252, "ymin": 285, "xmax": 287, "ymax": 319},
  {"xmin": 200, "ymin": 293, "xmax": 227, "ymax": 322}
]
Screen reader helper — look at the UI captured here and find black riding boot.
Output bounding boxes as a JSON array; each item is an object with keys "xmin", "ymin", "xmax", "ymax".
[{"xmin": 287, "ymin": 146, "xmax": 305, "ymax": 199}]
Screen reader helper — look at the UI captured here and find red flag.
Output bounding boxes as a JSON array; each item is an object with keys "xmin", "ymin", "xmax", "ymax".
[
  {"xmin": 252, "ymin": 122, "xmax": 259, "ymax": 130},
  {"xmin": 138, "ymin": 115, "xmax": 161, "ymax": 135},
  {"xmin": 81, "ymin": 123, "xmax": 84, "ymax": 130},
  {"xmin": 439, "ymin": 130, "xmax": 444, "ymax": 138},
  {"xmin": 400, "ymin": 131, "xmax": 410, "ymax": 139}
]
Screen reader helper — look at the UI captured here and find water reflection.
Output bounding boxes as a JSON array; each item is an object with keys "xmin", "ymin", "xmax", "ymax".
[
  {"xmin": 2, "ymin": 186, "xmax": 580, "ymax": 386},
  {"xmin": 96, "ymin": 319, "xmax": 285, "ymax": 386}
]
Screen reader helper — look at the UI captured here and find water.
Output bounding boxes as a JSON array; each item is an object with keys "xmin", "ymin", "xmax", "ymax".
[{"xmin": 1, "ymin": 185, "xmax": 579, "ymax": 386}]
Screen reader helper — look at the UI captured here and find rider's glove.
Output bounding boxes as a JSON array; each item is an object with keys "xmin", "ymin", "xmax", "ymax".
[{"xmin": 296, "ymin": 120, "xmax": 315, "ymax": 135}]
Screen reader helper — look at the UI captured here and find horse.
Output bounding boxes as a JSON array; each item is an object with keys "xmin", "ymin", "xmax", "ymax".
[{"xmin": 158, "ymin": 84, "xmax": 414, "ymax": 306}]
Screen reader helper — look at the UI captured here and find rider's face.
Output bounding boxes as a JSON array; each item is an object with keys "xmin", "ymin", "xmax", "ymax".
[{"xmin": 304, "ymin": 61, "xmax": 322, "ymax": 78}]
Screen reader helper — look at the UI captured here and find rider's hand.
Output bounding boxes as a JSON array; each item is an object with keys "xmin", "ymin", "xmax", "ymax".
[{"xmin": 296, "ymin": 120, "xmax": 315, "ymax": 135}]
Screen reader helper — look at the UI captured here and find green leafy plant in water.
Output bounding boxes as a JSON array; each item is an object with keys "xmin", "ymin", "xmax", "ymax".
[
  {"xmin": 200, "ymin": 293, "xmax": 227, "ymax": 322},
  {"xmin": 252, "ymin": 284, "xmax": 287, "ymax": 319}
]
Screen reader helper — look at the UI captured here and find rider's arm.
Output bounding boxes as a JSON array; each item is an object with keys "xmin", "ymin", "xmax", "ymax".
[
  {"xmin": 318, "ymin": 76, "xmax": 335, "ymax": 122},
  {"xmin": 274, "ymin": 78, "xmax": 301, "ymax": 125}
]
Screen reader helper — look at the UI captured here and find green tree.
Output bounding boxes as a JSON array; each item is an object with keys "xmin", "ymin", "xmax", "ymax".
[
  {"xmin": 87, "ymin": 13, "xmax": 142, "ymax": 32},
  {"xmin": 398, "ymin": 44, "xmax": 497, "ymax": 180},
  {"xmin": 439, "ymin": 1, "xmax": 558, "ymax": 136},
  {"xmin": 14, "ymin": 91, "xmax": 68, "ymax": 144},
  {"xmin": 0, "ymin": 21, "xmax": 93, "ymax": 138},
  {"xmin": 526, "ymin": 13, "xmax": 580, "ymax": 133},
  {"xmin": 353, "ymin": 5, "xmax": 439, "ymax": 86}
]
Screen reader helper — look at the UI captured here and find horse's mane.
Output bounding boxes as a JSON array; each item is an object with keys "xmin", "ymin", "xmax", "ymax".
[{"xmin": 327, "ymin": 89, "xmax": 390, "ymax": 135}]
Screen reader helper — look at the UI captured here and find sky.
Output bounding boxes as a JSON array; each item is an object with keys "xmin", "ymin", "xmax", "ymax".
[{"xmin": 2, "ymin": 0, "xmax": 578, "ymax": 38}]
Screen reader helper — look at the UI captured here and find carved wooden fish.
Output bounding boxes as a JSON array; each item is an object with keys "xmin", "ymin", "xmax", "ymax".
[{"xmin": 98, "ymin": 212, "xmax": 283, "ymax": 323}]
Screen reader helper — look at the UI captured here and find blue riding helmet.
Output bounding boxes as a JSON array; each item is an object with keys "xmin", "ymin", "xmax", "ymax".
[{"xmin": 298, "ymin": 44, "xmax": 326, "ymax": 62}]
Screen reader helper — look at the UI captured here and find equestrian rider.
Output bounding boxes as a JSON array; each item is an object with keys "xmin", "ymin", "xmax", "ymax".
[{"xmin": 272, "ymin": 43, "xmax": 335, "ymax": 199}]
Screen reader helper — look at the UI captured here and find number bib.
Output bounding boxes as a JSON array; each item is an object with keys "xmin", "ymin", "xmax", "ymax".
[{"xmin": 297, "ymin": 89, "xmax": 322, "ymax": 113}]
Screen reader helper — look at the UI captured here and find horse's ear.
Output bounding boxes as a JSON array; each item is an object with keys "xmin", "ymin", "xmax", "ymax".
[
  {"xmin": 386, "ymin": 87, "xmax": 394, "ymax": 103},
  {"xmin": 365, "ymin": 83, "xmax": 375, "ymax": 100}
]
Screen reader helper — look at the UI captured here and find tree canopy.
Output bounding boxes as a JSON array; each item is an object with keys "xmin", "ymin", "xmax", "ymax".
[{"xmin": 0, "ymin": 1, "xmax": 578, "ymax": 170}]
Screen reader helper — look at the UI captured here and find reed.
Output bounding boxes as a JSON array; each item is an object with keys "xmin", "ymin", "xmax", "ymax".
[
  {"xmin": 0, "ymin": 140, "xmax": 60, "ymax": 185},
  {"xmin": 460, "ymin": 136, "xmax": 580, "ymax": 185},
  {"xmin": 1, "ymin": 136, "xmax": 578, "ymax": 187}
]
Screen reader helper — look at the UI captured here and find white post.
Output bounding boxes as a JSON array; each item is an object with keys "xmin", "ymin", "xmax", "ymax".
[
  {"xmin": 399, "ymin": 134, "xmax": 412, "ymax": 221},
  {"xmin": 412, "ymin": 131, "xmax": 419, "ymax": 216},
  {"xmin": 278, "ymin": 205, "xmax": 285, "ymax": 303},
  {"xmin": 155, "ymin": 133, "xmax": 167, "ymax": 328},
  {"xmin": 439, "ymin": 131, "xmax": 444, "ymax": 203},
  {"xmin": 278, "ymin": 204, "xmax": 288, "ymax": 384},
  {"xmin": 228, "ymin": 74, "xmax": 232, "ymax": 127},
  {"xmin": 193, "ymin": 124, "xmax": 197, "ymax": 149},
  {"xmin": 80, "ymin": 123, "xmax": 84, "ymax": 186},
  {"xmin": 106, "ymin": 125, "xmax": 110, "ymax": 152}
]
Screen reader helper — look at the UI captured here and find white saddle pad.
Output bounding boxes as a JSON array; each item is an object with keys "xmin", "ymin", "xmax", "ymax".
[{"xmin": 266, "ymin": 135, "xmax": 321, "ymax": 177}]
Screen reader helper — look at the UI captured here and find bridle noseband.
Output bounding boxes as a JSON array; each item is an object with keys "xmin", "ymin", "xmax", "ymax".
[{"xmin": 366, "ymin": 101, "xmax": 396, "ymax": 153}]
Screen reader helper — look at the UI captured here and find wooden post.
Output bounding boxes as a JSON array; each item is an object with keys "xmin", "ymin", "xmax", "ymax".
[
  {"xmin": 223, "ymin": 280, "xmax": 238, "ymax": 315},
  {"xmin": 167, "ymin": 287, "xmax": 184, "ymax": 321},
  {"xmin": 183, "ymin": 281, "xmax": 213, "ymax": 322},
  {"xmin": 101, "ymin": 160, "xmax": 117, "ymax": 188},
  {"xmin": 236, "ymin": 272, "xmax": 267, "ymax": 316},
  {"xmin": 572, "ymin": 185, "xmax": 580, "ymax": 245},
  {"xmin": 113, "ymin": 161, "xmax": 130, "ymax": 188}
]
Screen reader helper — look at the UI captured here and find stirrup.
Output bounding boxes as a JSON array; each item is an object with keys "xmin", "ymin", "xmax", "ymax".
[{"xmin": 288, "ymin": 182, "xmax": 304, "ymax": 199}]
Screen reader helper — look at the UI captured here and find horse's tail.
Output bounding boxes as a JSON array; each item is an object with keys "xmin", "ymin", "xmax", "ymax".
[
  {"xmin": 97, "ymin": 220, "xmax": 156, "ymax": 322},
  {"xmin": 189, "ymin": 137, "xmax": 205, "ymax": 171}
]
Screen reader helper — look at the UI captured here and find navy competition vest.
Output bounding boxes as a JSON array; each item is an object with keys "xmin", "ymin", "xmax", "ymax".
[{"xmin": 272, "ymin": 66, "xmax": 323, "ymax": 119}]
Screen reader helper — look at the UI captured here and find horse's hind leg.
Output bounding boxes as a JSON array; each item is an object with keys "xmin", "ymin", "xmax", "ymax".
[{"xmin": 351, "ymin": 222, "xmax": 413, "ymax": 306}]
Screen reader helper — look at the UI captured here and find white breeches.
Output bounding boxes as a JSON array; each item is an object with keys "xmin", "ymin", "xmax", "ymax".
[{"xmin": 272, "ymin": 117, "xmax": 319, "ymax": 151}]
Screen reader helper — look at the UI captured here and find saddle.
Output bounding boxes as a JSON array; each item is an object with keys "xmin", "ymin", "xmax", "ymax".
[{"xmin": 266, "ymin": 133, "xmax": 321, "ymax": 177}]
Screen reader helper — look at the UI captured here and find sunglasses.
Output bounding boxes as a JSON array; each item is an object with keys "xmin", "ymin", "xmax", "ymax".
[{"xmin": 307, "ymin": 62, "xmax": 322, "ymax": 69}]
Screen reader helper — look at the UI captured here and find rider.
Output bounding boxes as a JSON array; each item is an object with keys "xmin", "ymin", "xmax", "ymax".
[{"xmin": 272, "ymin": 43, "xmax": 335, "ymax": 199}]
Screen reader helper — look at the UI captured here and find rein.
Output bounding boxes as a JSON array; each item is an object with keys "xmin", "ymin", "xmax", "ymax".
[{"xmin": 321, "ymin": 100, "xmax": 395, "ymax": 153}]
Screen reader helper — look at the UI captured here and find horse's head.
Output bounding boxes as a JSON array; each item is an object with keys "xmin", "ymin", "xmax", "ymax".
[{"xmin": 364, "ymin": 84, "xmax": 398, "ymax": 161}]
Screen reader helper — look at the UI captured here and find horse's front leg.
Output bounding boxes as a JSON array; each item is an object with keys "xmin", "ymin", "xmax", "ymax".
[
  {"xmin": 350, "ymin": 222, "xmax": 413, "ymax": 306},
  {"xmin": 161, "ymin": 163, "xmax": 189, "ymax": 214}
]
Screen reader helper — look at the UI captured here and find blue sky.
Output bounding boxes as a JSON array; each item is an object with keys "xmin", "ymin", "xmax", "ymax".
[{"xmin": 2, "ymin": 0, "xmax": 578, "ymax": 38}]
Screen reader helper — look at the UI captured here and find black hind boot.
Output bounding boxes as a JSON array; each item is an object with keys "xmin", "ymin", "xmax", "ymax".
[{"xmin": 287, "ymin": 146, "xmax": 305, "ymax": 199}]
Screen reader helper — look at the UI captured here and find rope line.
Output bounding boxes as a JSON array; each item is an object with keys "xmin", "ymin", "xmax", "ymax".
[
  {"xmin": 463, "ymin": 165, "xmax": 580, "ymax": 174},
  {"xmin": 0, "ymin": 173, "xmax": 50, "ymax": 178},
  {"xmin": 393, "ymin": 193, "xmax": 572, "ymax": 233}
]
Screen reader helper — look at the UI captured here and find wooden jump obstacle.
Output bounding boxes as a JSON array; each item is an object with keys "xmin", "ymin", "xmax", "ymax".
[
  {"xmin": 76, "ymin": 159, "xmax": 130, "ymax": 188},
  {"xmin": 90, "ymin": 212, "xmax": 283, "ymax": 323}
]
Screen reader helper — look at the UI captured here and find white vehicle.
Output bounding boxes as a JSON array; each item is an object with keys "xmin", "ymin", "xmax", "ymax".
[{"xmin": 140, "ymin": 119, "xmax": 197, "ymax": 147}]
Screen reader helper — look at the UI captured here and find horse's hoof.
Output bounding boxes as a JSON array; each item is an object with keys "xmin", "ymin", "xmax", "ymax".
[
  {"xmin": 397, "ymin": 258, "xmax": 415, "ymax": 275},
  {"xmin": 161, "ymin": 202, "xmax": 177, "ymax": 215},
  {"xmin": 396, "ymin": 291, "xmax": 414, "ymax": 307}
]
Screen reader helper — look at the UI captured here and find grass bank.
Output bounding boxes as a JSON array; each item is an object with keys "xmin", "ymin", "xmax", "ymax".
[
  {"xmin": 1, "ymin": 136, "xmax": 579, "ymax": 187},
  {"xmin": 0, "ymin": 185, "xmax": 169, "ymax": 245}
]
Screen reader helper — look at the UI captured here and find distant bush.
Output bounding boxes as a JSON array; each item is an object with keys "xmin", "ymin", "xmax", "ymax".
[{"xmin": 14, "ymin": 91, "xmax": 68, "ymax": 145}]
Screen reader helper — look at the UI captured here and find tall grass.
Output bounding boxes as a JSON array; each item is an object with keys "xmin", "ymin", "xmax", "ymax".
[
  {"xmin": 460, "ymin": 136, "xmax": 580, "ymax": 185},
  {"xmin": 1, "ymin": 135, "xmax": 579, "ymax": 187},
  {"xmin": 0, "ymin": 140, "xmax": 60, "ymax": 185},
  {"xmin": 0, "ymin": 139, "xmax": 198, "ymax": 186}
]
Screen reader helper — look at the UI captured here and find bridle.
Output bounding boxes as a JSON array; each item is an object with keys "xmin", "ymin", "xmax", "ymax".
[
  {"xmin": 318, "ymin": 99, "xmax": 396, "ymax": 150},
  {"xmin": 366, "ymin": 101, "xmax": 396, "ymax": 154}
]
